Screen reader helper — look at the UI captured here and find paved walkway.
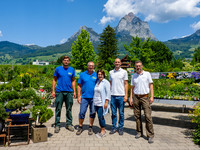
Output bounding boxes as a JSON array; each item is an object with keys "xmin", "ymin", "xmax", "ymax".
[{"xmin": 1, "ymin": 100, "xmax": 200, "ymax": 150}]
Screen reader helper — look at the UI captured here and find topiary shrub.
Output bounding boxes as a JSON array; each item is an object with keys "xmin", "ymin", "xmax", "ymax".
[
  {"xmin": 31, "ymin": 96, "xmax": 53, "ymax": 125},
  {"xmin": 0, "ymin": 103, "xmax": 9, "ymax": 121},
  {"xmin": 20, "ymin": 88, "xmax": 37, "ymax": 100},
  {"xmin": 6, "ymin": 99, "xmax": 30, "ymax": 110},
  {"xmin": 189, "ymin": 102, "xmax": 200, "ymax": 145}
]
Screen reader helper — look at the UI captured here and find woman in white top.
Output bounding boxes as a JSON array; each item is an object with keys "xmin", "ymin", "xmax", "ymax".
[{"xmin": 93, "ymin": 69, "xmax": 111, "ymax": 138}]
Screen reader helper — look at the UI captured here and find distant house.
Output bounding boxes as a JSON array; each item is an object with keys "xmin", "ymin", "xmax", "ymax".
[
  {"xmin": 121, "ymin": 55, "xmax": 131, "ymax": 69},
  {"xmin": 32, "ymin": 60, "xmax": 49, "ymax": 65}
]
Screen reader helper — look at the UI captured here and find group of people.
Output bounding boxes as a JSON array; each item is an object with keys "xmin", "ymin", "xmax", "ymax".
[{"xmin": 52, "ymin": 56, "xmax": 154, "ymax": 144}]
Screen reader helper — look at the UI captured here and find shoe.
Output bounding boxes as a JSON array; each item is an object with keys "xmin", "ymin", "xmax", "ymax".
[
  {"xmin": 76, "ymin": 127, "xmax": 83, "ymax": 135},
  {"xmin": 109, "ymin": 128, "xmax": 117, "ymax": 134},
  {"xmin": 119, "ymin": 129, "xmax": 123, "ymax": 135},
  {"xmin": 88, "ymin": 127, "xmax": 93, "ymax": 135},
  {"xmin": 54, "ymin": 126, "xmax": 60, "ymax": 133},
  {"xmin": 135, "ymin": 132, "xmax": 142, "ymax": 139},
  {"xmin": 148, "ymin": 137, "xmax": 154, "ymax": 144},
  {"xmin": 66, "ymin": 125, "xmax": 74, "ymax": 132},
  {"xmin": 96, "ymin": 132, "xmax": 106, "ymax": 138}
]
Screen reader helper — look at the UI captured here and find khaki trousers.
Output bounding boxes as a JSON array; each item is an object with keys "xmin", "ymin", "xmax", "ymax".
[{"xmin": 133, "ymin": 95, "xmax": 154, "ymax": 138}]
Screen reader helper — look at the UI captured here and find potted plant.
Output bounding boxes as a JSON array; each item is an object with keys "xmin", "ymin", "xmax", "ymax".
[
  {"xmin": 31, "ymin": 96, "xmax": 53, "ymax": 143},
  {"xmin": 0, "ymin": 103, "xmax": 9, "ymax": 133},
  {"xmin": 6, "ymin": 99, "xmax": 31, "ymax": 124}
]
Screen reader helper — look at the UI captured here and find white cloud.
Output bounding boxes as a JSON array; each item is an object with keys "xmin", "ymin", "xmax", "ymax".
[
  {"xmin": 191, "ymin": 21, "xmax": 200, "ymax": 30},
  {"xmin": 60, "ymin": 38, "xmax": 67, "ymax": 44},
  {"xmin": 100, "ymin": 0, "xmax": 200, "ymax": 24},
  {"xmin": 24, "ymin": 43, "xmax": 35, "ymax": 46},
  {"xmin": 181, "ymin": 34, "xmax": 190, "ymax": 38},
  {"xmin": 0, "ymin": 30, "xmax": 2, "ymax": 37}
]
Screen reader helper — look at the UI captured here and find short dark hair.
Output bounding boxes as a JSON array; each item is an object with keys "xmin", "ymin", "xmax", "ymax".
[
  {"xmin": 63, "ymin": 56, "xmax": 70, "ymax": 61},
  {"xmin": 135, "ymin": 60, "xmax": 142, "ymax": 65},
  {"xmin": 97, "ymin": 69, "xmax": 105, "ymax": 78}
]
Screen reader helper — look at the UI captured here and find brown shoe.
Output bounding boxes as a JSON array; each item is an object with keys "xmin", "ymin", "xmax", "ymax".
[
  {"xmin": 76, "ymin": 127, "xmax": 83, "ymax": 135},
  {"xmin": 66, "ymin": 125, "xmax": 74, "ymax": 132},
  {"xmin": 135, "ymin": 132, "xmax": 142, "ymax": 139}
]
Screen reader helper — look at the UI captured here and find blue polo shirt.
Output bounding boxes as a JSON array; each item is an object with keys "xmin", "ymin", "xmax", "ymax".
[
  {"xmin": 54, "ymin": 66, "xmax": 75, "ymax": 92},
  {"xmin": 78, "ymin": 71, "xmax": 97, "ymax": 98}
]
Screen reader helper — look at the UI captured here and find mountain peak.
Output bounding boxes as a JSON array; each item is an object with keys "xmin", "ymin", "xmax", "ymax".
[
  {"xmin": 124, "ymin": 12, "xmax": 135, "ymax": 22},
  {"xmin": 66, "ymin": 25, "xmax": 99, "ymax": 43},
  {"xmin": 116, "ymin": 12, "xmax": 157, "ymax": 41}
]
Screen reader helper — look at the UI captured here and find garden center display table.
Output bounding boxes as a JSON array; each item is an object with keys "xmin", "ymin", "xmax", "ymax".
[
  {"xmin": 0, "ymin": 133, "xmax": 6, "ymax": 146},
  {"xmin": 6, "ymin": 118, "xmax": 29, "ymax": 146}
]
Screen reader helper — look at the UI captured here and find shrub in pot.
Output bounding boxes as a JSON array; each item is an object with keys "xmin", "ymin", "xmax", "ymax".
[
  {"xmin": 6, "ymin": 99, "xmax": 31, "ymax": 124},
  {"xmin": 31, "ymin": 97, "xmax": 53, "ymax": 143},
  {"xmin": 0, "ymin": 103, "xmax": 9, "ymax": 133}
]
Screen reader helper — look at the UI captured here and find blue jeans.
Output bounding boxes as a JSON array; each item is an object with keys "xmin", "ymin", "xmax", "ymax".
[
  {"xmin": 111, "ymin": 96, "xmax": 124, "ymax": 130},
  {"xmin": 95, "ymin": 106, "xmax": 106, "ymax": 128},
  {"xmin": 79, "ymin": 98, "xmax": 95, "ymax": 119}
]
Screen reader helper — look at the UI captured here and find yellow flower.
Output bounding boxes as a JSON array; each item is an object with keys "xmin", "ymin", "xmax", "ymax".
[{"xmin": 167, "ymin": 73, "xmax": 175, "ymax": 79}]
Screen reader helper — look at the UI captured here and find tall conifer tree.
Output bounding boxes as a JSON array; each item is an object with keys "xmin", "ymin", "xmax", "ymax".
[{"xmin": 97, "ymin": 25, "xmax": 118, "ymax": 71}]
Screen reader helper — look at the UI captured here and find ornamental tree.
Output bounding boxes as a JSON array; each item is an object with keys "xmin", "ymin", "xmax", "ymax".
[{"xmin": 71, "ymin": 29, "xmax": 96, "ymax": 71}]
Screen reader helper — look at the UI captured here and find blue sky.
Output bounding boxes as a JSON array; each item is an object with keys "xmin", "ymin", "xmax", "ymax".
[{"xmin": 0, "ymin": 0, "xmax": 200, "ymax": 47}]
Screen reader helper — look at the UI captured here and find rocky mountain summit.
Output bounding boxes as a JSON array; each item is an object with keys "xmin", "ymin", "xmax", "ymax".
[
  {"xmin": 67, "ymin": 26, "xmax": 100, "ymax": 43},
  {"xmin": 115, "ymin": 12, "xmax": 157, "ymax": 41}
]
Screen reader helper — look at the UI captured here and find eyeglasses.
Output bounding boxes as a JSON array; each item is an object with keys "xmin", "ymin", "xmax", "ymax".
[{"xmin": 135, "ymin": 65, "xmax": 142, "ymax": 67}]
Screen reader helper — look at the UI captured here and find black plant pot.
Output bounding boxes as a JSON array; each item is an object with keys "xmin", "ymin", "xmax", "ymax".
[{"xmin": 0, "ymin": 120, "xmax": 4, "ymax": 133}]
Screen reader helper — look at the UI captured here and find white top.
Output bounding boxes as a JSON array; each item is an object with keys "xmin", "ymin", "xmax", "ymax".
[
  {"xmin": 93, "ymin": 84, "xmax": 102, "ymax": 106},
  {"xmin": 131, "ymin": 71, "xmax": 153, "ymax": 95},
  {"xmin": 109, "ymin": 68, "xmax": 128, "ymax": 96}
]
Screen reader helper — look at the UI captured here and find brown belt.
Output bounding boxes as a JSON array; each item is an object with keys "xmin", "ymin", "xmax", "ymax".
[{"xmin": 135, "ymin": 94, "xmax": 149, "ymax": 98}]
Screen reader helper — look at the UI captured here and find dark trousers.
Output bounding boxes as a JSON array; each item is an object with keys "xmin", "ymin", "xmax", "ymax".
[
  {"xmin": 55, "ymin": 92, "xmax": 73, "ymax": 127},
  {"xmin": 95, "ymin": 106, "xmax": 106, "ymax": 128},
  {"xmin": 133, "ymin": 95, "xmax": 154, "ymax": 138}
]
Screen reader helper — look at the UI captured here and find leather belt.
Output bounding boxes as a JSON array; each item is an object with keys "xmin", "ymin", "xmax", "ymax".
[{"xmin": 135, "ymin": 94, "xmax": 149, "ymax": 98}]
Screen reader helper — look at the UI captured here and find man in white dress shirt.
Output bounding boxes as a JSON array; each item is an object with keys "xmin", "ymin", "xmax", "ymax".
[{"xmin": 129, "ymin": 60, "xmax": 154, "ymax": 143}]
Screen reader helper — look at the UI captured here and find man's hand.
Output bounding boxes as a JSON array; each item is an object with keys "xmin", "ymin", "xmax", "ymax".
[
  {"xmin": 77, "ymin": 97, "xmax": 81, "ymax": 104},
  {"xmin": 73, "ymin": 92, "xmax": 76, "ymax": 98},
  {"xmin": 104, "ymin": 100, "xmax": 109, "ymax": 109},
  {"xmin": 52, "ymin": 91, "xmax": 56, "ymax": 98},
  {"xmin": 123, "ymin": 96, "xmax": 128, "ymax": 102},
  {"xmin": 129, "ymin": 97, "xmax": 133, "ymax": 106},
  {"xmin": 150, "ymin": 97, "xmax": 154, "ymax": 104}
]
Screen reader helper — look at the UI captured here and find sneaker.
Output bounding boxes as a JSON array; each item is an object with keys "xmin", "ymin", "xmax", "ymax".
[
  {"xmin": 76, "ymin": 127, "xmax": 83, "ymax": 135},
  {"xmin": 109, "ymin": 128, "xmax": 117, "ymax": 134},
  {"xmin": 88, "ymin": 127, "xmax": 93, "ymax": 135},
  {"xmin": 135, "ymin": 132, "xmax": 142, "ymax": 139},
  {"xmin": 148, "ymin": 137, "xmax": 154, "ymax": 144},
  {"xmin": 96, "ymin": 132, "xmax": 106, "ymax": 138},
  {"xmin": 54, "ymin": 126, "xmax": 60, "ymax": 133},
  {"xmin": 66, "ymin": 125, "xmax": 74, "ymax": 132},
  {"xmin": 119, "ymin": 129, "xmax": 123, "ymax": 135}
]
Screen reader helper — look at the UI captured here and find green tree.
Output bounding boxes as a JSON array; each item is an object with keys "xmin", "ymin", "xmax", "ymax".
[
  {"xmin": 71, "ymin": 29, "xmax": 95, "ymax": 71},
  {"xmin": 124, "ymin": 37, "xmax": 153, "ymax": 67},
  {"xmin": 97, "ymin": 25, "xmax": 118, "ymax": 71},
  {"xmin": 56, "ymin": 55, "xmax": 65, "ymax": 65},
  {"xmin": 192, "ymin": 48, "xmax": 200, "ymax": 64},
  {"xmin": 124, "ymin": 37, "xmax": 173, "ymax": 71},
  {"xmin": 150, "ymin": 41, "xmax": 173, "ymax": 63}
]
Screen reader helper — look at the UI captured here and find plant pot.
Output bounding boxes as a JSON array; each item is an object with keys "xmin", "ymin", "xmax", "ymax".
[
  {"xmin": 10, "ymin": 113, "xmax": 30, "ymax": 124},
  {"xmin": 31, "ymin": 125, "xmax": 48, "ymax": 143}
]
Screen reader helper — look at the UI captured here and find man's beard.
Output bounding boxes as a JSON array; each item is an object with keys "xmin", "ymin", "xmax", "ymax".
[{"xmin": 136, "ymin": 68, "xmax": 142, "ymax": 72}]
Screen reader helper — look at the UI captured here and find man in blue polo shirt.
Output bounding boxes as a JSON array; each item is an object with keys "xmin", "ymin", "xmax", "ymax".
[
  {"xmin": 76, "ymin": 61, "xmax": 97, "ymax": 135},
  {"xmin": 52, "ymin": 56, "xmax": 76, "ymax": 133}
]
